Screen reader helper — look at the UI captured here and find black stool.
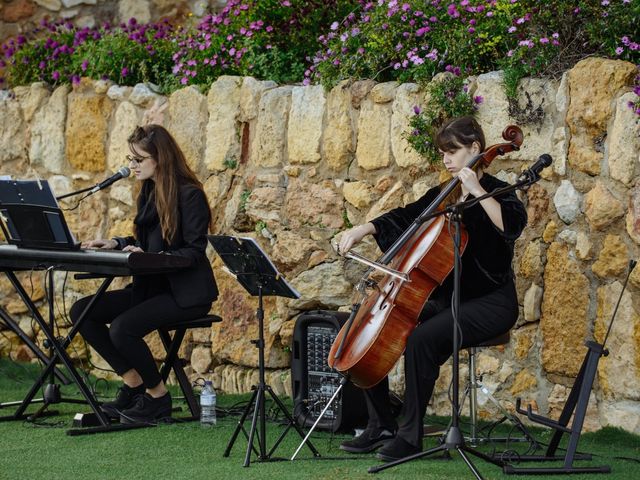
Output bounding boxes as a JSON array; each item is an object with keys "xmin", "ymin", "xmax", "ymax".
[{"xmin": 158, "ymin": 314, "xmax": 222, "ymax": 420}]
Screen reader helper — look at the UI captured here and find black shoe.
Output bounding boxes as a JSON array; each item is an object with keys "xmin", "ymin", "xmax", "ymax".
[
  {"xmin": 119, "ymin": 392, "xmax": 172, "ymax": 424},
  {"xmin": 376, "ymin": 436, "xmax": 422, "ymax": 462},
  {"xmin": 101, "ymin": 384, "xmax": 145, "ymax": 420},
  {"xmin": 340, "ymin": 427, "xmax": 396, "ymax": 453}
]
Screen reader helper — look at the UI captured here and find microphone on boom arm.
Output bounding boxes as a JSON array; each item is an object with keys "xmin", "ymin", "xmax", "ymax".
[
  {"xmin": 90, "ymin": 167, "xmax": 131, "ymax": 194},
  {"xmin": 519, "ymin": 154, "xmax": 552, "ymax": 183}
]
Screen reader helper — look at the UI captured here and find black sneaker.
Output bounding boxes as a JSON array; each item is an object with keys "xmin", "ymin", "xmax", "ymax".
[
  {"xmin": 340, "ymin": 427, "xmax": 396, "ymax": 453},
  {"xmin": 101, "ymin": 384, "xmax": 145, "ymax": 420},
  {"xmin": 376, "ymin": 436, "xmax": 422, "ymax": 462},
  {"xmin": 119, "ymin": 392, "xmax": 172, "ymax": 424}
]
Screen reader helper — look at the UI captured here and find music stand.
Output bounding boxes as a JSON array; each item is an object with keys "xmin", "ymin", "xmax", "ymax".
[
  {"xmin": 0, "ymin": 179, "xmax": 79, "ymax": 250},
  {"xmin": 207, "ymin": 235, "xmax": 320, "ymax": 467}
]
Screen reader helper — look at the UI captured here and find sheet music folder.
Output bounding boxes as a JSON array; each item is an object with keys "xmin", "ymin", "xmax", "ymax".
[
  {"xmin": 0, "ymin": 179, "xmax": 79, "ymax": 250},
  {"xmin": 207, "ymin": 235, "xmax": 300, "ymax": 299}
]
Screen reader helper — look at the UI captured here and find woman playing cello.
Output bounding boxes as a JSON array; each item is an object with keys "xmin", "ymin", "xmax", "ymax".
[{"xmin": 336, "ymin": 116, "xmax": 527, "ymax": 461}]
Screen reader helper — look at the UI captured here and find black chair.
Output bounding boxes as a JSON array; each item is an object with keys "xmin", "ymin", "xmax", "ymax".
[{"xmin": 158, "ymin": 314, "xmax": 222, "ymax": 420}]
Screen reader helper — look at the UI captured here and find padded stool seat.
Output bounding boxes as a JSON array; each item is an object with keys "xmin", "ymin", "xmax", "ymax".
[
  {"xmin": 158, "ymin": 314, "xmax": 223, "ymax": 419},
  {"xmin": 476, "ymin": 331, "xmax": 510, "ymax": 348},
  {"xmin": 164, "ymin": 314, "xmax": 223, "ymax": 331}
]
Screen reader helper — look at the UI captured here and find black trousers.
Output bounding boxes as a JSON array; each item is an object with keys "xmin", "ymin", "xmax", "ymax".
[
  {"xmin": 70, "ymin": 289, "xmax": 210, "ymax": 389},
  {"xmin": 363, "ymin": 281, "xmax": 519, "ymax": 447}
]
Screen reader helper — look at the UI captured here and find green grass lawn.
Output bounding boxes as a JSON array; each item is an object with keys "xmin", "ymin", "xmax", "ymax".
[{"xmin": 0, "ymin": 358, "xmax": 638, "ymax": 480}]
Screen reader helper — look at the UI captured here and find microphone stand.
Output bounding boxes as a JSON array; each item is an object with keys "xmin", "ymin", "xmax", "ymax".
[{"xmin": 56, "ymin": 185, "xmax": 95, "ymax": 201}]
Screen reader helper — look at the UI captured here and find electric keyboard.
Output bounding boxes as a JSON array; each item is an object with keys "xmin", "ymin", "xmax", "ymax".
[{"xmin": 0, "ymin": 244, "xmax": 191, "ymax": 276}]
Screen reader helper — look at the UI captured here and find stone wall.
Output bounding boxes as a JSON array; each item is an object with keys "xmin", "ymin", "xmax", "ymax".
[
  {"xmin": 0, "ymin": 0, "xmax": 226, "ymax": 46},
  {"xmin": 0, "ymin": 57, "xmax": 639, "ymax": 434}
]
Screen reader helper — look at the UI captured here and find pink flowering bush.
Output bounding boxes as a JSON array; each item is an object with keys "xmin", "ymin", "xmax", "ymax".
[
  {"xmin": 310, "ymin": 0, "xmax": 638, "ymax": 95},
  {"xmin": 1, "ymin": 18, "xmax": 175, "ymax": 88},
  {"xmin": 164, "ymin": 0, "xmax": 358, "ymax": 89}
]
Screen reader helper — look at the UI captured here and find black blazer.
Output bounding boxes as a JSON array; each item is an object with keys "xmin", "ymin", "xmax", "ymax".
[{"xmin": 115, "ymin": 182, "xmax": 218, "ymax": 309}]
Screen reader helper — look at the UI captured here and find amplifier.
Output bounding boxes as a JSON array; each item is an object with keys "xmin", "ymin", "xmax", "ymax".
[{"xmin": 291, "ymin": 310, "xmax": 367, "ymax": 432}]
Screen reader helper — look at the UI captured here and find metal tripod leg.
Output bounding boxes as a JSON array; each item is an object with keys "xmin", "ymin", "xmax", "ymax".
[{"xmin": 291, "ymin": 376, "xmax": 346, "ymax": 460}]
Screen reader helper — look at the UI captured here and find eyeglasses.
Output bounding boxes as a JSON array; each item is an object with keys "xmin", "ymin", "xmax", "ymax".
[{"xmin": 126, "ymin": 154, "xmax": 153, "ymax": 166}]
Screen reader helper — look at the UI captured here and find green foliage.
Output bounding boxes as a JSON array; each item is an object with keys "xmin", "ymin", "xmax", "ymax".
[
  {"xmin": 404, "ymin": 75, "xmax": 478, "ymax": 164},
  {"xmin": 223, "ymin": 157, "xmax": 238, "ymax": 170},
  {"xmin": 342, "ymin": 209, "xmax": 353, "ymax": 229},
  {"xmin": 239, "ymin": 189, "xmax": 251, "ymax": 212},
  {"xmin": 71, "ymin": 32, "xmax": 175, "ymax": 88},
  {"xmin": 254, "ymin": 220, "xmax": 267, "ymax": 234}
]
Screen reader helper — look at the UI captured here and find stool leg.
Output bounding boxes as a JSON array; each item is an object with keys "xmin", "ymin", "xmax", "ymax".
[{"xmin": 468, "ymin": 347, "xmax": 478, "ymax": 446}]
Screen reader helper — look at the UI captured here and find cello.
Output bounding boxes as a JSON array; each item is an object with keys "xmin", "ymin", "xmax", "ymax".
[{"xmin": 328, "ymin": 125, "xmax": 524, "ymax": 388}]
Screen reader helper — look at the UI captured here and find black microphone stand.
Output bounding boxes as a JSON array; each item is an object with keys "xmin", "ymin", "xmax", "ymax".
[
  {"xmin": 369, "ymin": 169, "xmax": 543, "ymax": 478},
  {"xmin": 56, "ymin": 185, "xmax": 96, "ymax": 201}
]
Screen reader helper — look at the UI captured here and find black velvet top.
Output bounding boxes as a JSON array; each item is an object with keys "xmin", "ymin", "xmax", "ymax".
[{"xmin": 370, "ymin": 174, "xmax": 527, "ymax": 303}]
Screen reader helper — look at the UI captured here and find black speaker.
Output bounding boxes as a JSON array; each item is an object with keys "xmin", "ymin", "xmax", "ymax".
[{"xmin": 291, "ymin": 310, "xmax": 368, "ymax": 433}]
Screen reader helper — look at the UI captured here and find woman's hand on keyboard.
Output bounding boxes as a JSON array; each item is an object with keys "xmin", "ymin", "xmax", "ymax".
[{"xmin": 82, "ymin": 239, "xmax": 118, "ymax": 249}]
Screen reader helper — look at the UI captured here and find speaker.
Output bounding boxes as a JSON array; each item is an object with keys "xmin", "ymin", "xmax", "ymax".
[{"xmin": 291, "ymin": 310, "xmax": 368, "ymax": 433}]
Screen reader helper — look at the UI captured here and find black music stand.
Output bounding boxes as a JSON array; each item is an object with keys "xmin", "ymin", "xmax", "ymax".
[
  {"xmin": 208, "ymin": 235, "xmax": 320, "ymax": 467},
  {"xmin": 0, "ymin": 179, "xmax": 79, "ymax": 250}
]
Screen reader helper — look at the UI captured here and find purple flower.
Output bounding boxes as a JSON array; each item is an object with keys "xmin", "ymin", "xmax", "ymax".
[
  {"xmin": 121, "ymin": 67, "xmax": 129, "ymax": 77},
  {"xmin": 52, "ymin": 70, "xmax": 60, "ymax": 81},
  {"xmin": 413, "ymin": 105, "xmax": 421, "ymax": 114},
  {"xmin": 81, "ymin": 59, "xmax": 88, "ymax": 71},
  {"xmin": 474, "ymin": 95, "xmax": 483, "ymax": 104},
  {"xmin": 615, "ymin": 47, "xmax": 624, "ymax": 55}
]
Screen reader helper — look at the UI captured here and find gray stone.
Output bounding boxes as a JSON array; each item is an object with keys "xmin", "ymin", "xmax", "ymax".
[
  {"xmin": 609, "ymin": 92, "xmax": 640, "ymax": 186},
  {"xmin": 356, "ymin": 96, "xmax": 392, "ymax": 170},
  {"xmin": 239, "ymin": 77, "xmax": 276, "ymax": 122},
  {"xmin": 0, "ymin": 93, "xmax": 26, "ymax": 163},
  {"xmin": 391, "ymin": 83, "xmax": 424, "ymax": 168},
  {"xmin": 289, "ymin": 262, "xmax": 353, "ymax": 310},
  {"xmin": 62, "ymin": 0, "xmax": 96, "ymax": 6},
  {"xmin": 252, "ymin": 86, "xmax": 293, "ymax": 168},
  {"xmin": 35, "ymin": 0, "xmax": 62, "ymax": 10},
  {"xmin": 128, "ymin": 83, "xmax": 162, "ymax": 107},
  {"xmin": 14, "ymin": 83, "xmax": 49, "ymax": 123},
  {"xmin": 107, "ymin": 85, "xmax": 133, "ymax": 102},
  {"xmin": 322, "ymin": 80, "xmax": 355, "ymax": 171},
  {"xmin": 29, "ymin": 85, "xmax": 69, "ymax": 173},
  {"xmin": 287, "ymin": 85, "xmax": 325, "ymax": 165},
  {"xmin": 553, "ymin": 180, "xmax": 582, "ymax": 224},
  {"xmin": 166, "ymin": 86, "xmax": 208, "ymax": 172},
  {"xmin": 523, "ymin": 283, "xmax": 543, "ymax": 322},
  {"xmin": 107, "ymin": 101, "xmax": 139, "ymax": 171},
  {"xmin": 118, "ymin": 0, "xmax": 151, "ymax": 24},
  {"xmin": 204, "ymin": 76, "xmax": 242, "ymax": 172}
]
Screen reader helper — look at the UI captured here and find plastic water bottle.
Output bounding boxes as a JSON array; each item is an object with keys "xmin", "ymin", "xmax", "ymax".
[{"xmin": 200, "ymin": 380, "xmax": 217, "ymax": 426}]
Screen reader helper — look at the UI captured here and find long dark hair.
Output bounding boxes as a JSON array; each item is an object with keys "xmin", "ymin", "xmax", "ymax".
[
  {"xmin": 435, "ymin": 116, "xmax": 486, "ymax": 206},
  {"xmin": 128, "ymin": 124, "xmax": 209, "ymax": 243}
]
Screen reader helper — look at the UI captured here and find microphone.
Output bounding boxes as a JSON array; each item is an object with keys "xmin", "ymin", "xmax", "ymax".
[
  {"xmin": 90, "ymin": 167, "xmax": 131, "ymax": 194},
  {"xmin": 519, "ymin": 154, "xmax": 552, "ymax": 182}
]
